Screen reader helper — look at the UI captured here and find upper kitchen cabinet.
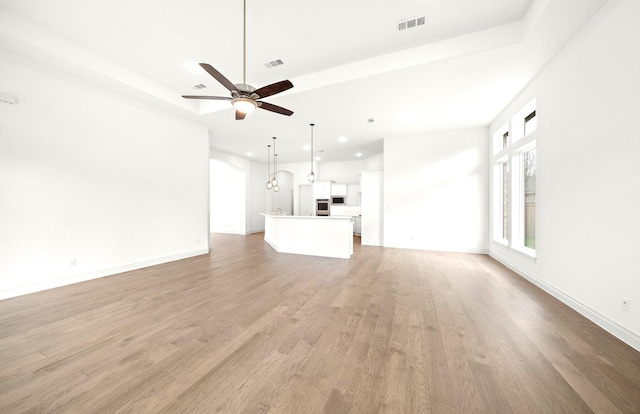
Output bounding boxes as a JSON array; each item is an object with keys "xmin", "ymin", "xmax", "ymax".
[
  {"xmin": 331, "ymin": 183, "xmax": 347, "ymax": 196},
  {"xmin": 313, "ymin": 182, "xmax": 332, "ymax": 199}
]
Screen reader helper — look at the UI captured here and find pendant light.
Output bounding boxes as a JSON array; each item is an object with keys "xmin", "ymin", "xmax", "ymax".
[
  {"xmin": 273, "ymin": 153, "xmax": 280, "ymax": 192},
  {"xmin": 270, "ymin": 137, "xmax": 279, "ymax": 188},
  {"xmin": 307, "ymin": 123, "xmax": 316, "ymax": 183},
  {"xmin": 265, "ymin": 144, "xmax": 273, "ymax": 190}
]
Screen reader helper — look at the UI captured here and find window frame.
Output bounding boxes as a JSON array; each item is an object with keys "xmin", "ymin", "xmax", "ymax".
[
  {"xmin": 491, "ymin": 99, "xmax": 537, "ymax": 259},
  {"xmin": 510, "ymin": 140, "xmax": 536, "ymax": 258}
]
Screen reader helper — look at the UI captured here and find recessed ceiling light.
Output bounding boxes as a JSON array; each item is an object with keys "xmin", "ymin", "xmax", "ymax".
[
  {"xmin": 355, "ymin": 152, "xmax": 362, "ymax": 157},
  {"xmin": 338, "ymin": 136, "xmax": 347, "ymax": 143},
  {"xmin": 246, "ymin": 152, "xmax": 253, "ymax": 157},
  {"xmin": 302, "ymin": 144, "xmax": 311, "ymax": 151},
  {"xmin": 184, "ymin": 61, "xmax": 204, "ymax": 74}
]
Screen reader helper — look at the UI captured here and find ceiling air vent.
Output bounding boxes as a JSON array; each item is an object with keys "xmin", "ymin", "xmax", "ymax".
[
  {"xmin": 397, "ymin": 15, "xmax": 426, "ymax": 32},
  {"xmin": 0, "ymin": 92, "xmax": 17, "ymax": 104},
  {"xmin": 192, "ymin": 83, "xmax": 207, "ymax": 90},
  {"xmin": 265, "ymin": 59, "xmax": 284, "ymax": 69}
]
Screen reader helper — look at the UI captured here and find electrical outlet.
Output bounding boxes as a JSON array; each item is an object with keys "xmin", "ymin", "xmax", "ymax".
[
  {"xmin": 70, "ymin": 258, "xmax": 77, "ymax": 267},
  {"xmin": 622, "ymin": 298, "xmax": 630, "ymax": 312}
]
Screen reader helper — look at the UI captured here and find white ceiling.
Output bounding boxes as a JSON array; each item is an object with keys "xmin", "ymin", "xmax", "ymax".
[{"xmin": 0, "ymin": 0, "xmax": 609, "ymax": 163}]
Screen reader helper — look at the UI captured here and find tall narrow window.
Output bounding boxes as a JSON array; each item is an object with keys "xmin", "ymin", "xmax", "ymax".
[
  {"xmin": 523, "ymin": 148, "xmax": 536, "ymax": 249},
  {"xmin": 492, "ymin": 98, "xmax": 537, "ymax": 257},
  {"xmin": 502, "ymin": 160, "xmax": 509, "ymax": 240}
]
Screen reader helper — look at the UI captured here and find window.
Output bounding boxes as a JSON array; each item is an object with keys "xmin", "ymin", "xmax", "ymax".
[
  {"xmin": 524, "ymin": 110, "xmax": 537, "ymax": 136},
  {"xmin": 492, "ymin": 124, "xmax": 508, "ymax": 155},
  {"xmin": 491, "ymin": 99, "xmax": 537, "ymax": 258},
  {"xmin": 502, "ymin": 160, "xmax": 509, "ymax": 241},
  {"xmin": 523, "ymin": 148, "xmax": 536, "ymax": 249}
]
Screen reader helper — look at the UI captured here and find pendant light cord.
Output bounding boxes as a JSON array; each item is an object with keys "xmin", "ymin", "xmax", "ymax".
[
  {"xmin": 310, "ymin": 124, "xmax": 314, "ymax": 167},
  {"xmin": 243, "ymin": 0, "xmax": 247, "ymax": 85}
]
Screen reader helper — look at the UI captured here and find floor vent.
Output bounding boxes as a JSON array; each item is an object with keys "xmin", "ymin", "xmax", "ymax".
[
  {"xmin": 397, "ymin": 16, "xmax": 426, "ymax": 32},
  {"xmin": 265, "ymin": 59, "xmax": 284, "ymax": 69}
]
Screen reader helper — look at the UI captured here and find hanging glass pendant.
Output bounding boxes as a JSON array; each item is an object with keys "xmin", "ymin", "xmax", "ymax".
[
  {"xmin": 272, "ymin": 153, "xmax": 279, "ymax": 189},
  {"xmin": 308, "ymin": 123, "xmax": 316, "ymax": 183},
  {"xmin": 271, "ymin": 138, "xmax": 279, "ymax": 187},
  {"xmin": 265, "ymin": 144, "xmax": 273, "ymax": 190}
]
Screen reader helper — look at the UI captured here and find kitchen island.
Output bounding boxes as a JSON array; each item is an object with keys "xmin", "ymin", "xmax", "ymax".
[{"xmin": 261, "ymin": 213, "xmax": 354, "ymax": 259}]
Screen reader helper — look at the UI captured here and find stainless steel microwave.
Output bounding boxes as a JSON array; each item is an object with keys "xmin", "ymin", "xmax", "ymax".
[{"xmin": 331, "ymin": 196, "xmax": 345, "ymax": 205}]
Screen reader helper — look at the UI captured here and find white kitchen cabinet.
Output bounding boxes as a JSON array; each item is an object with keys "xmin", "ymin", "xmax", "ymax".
[
  {"xmin": 313, "ymin": 181, "xmax": 332, "ymax": 199},
  {"xmin": 347, "ymin": 184, "xmax": 359, "ymax": 206},
  {"xmin": 331, "ymin": 183, "xmax": 347, "ymax": 196}
]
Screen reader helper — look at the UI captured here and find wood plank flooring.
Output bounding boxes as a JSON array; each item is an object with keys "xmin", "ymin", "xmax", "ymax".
[{"xmin": 1, "ymin": 233, "xmax": 639, "ymax": 413}]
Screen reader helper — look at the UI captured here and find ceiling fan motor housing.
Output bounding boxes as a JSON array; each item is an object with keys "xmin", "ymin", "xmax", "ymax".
[{"xmin": 233, "ymin": 83, "xmax": 257, "ymax": 98}]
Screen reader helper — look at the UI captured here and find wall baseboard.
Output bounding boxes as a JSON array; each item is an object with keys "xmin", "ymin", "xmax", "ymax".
[
  {"xmin": 210, "ymin": 230, "xmax": 246, "ymax": 235},
  {"xmin": 489, "ymin": 251, "xmax": 640, "ymax": 353},
  {"xmin": 0, "ymin": 248, "xmax": 209, "ymax": 301},
  {"xmin": 384, "ymin": 242, "xmax": 489, "ymax": 255}
]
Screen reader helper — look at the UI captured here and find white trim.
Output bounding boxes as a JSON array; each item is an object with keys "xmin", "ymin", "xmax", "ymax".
[
  {"xmin": 210, "ymin": 229, "xmax": 247, "ymax": 235},
  {"xmin": 383, "ymin": 243, "xmax": 489, "ymax": 255},
  {"xmin": 0, "ymin": 249, "xmax": 209, "ymax": 301},
  {"xmin": 489, "ymin": 252, "xmax": 640, "ymax": 352},
  {"xmin": 508, "ymin": 245, "xmax": 537, "ymax": 261}
]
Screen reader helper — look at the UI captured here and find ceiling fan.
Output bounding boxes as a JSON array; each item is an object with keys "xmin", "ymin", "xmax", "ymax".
[{"xmin": 181, "ymin": 0, "xmax": 294, "ymax": 120}]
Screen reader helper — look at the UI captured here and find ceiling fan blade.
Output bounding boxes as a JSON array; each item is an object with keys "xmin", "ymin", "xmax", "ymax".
[
  {"xmin": 199, "ymin": 63, "xmax": 238, "ymax": 92},
  {"xmin": 253, "ymin": 80, "xmax": 294, "ymax": 99},
  {"xmin": 258, "ymin": 101, "xmax": 294, "ymax": 116},
  {"xmin": 181, "ymin": 95, "xmax": 232, "ymax": 100},
  {"xmin": 235, "ymin": 110, "xmax": 246, "ymax": 120}
]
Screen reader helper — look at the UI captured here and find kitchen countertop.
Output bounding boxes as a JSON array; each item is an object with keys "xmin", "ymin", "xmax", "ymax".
[{"xmin": 261, "ymin": 213, "xmax": 353, "ymax": 219}]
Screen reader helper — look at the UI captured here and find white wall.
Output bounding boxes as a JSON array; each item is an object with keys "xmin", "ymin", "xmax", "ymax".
[
  {"xmin": 489, "ymin": 0, "xmax": 640, "ymax": 350},
  {"xmin": 209, "ymin": 159, "xmax": 245, "ymax": 234},
  {"xmin": 384, "ymin": 127, "xmax": 489, "ymax": 253},
  {"xmin": 279, "ymin": 161, "xmax": 316, "ymax": 216},
  {"xmin": 0, "ymin": 55, "xmax": 209, "ymax": 299},
  {"xmin": 361, "ymin": 171, "xmax": 384, "ymax": 246},
  {"xmin": 281, "ymin": 155, "xmax": 383, "ymax": 215},
  {"xmin": 318, "ymin": 154, "xmax": 384, "ymax": 184},
  {"xmin": 210, "ymin": 149, "xmax": 267, "ymax": 234},
  {"xmin": 249, "ymin": 161, "xmax": 268, "ymax": 233},
  {"xmin": 270, "ymin": 171, "xmax": 294, "ymax": 215}
]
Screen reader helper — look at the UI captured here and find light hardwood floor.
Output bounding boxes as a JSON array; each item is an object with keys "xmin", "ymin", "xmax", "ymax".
[{"xmin": 0, "ymin": 233, "xmax": 639, "ymax": 413}]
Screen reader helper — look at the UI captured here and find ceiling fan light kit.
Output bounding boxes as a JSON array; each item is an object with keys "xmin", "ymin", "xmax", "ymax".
[
  {"xmin": 232, "ymin": 97, "xmax": 257, "ymax": 114},
  {"xmin": 181, "ymin": 0, "xmax": 294, "ymax": 120}
]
